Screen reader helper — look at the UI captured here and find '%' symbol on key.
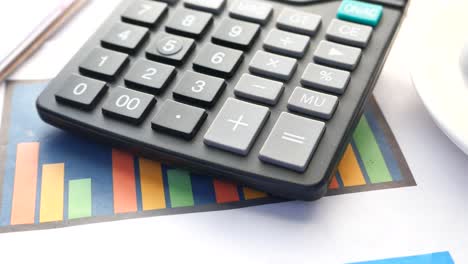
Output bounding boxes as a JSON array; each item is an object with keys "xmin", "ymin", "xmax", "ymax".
[{"xmin": 319, "ymin": 71, "xmax": 333, "ymax": 81}]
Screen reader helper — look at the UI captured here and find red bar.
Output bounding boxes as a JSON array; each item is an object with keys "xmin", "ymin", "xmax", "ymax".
[
  {"xmin": 328, "ymin": 175, "xmax": 339, "ymax": 190},
  {"xmin": 112, "ymin": 149, "xmax": 137, "ymax": 213},
  {"xmin": 11, "ymin": 142, "xmax": 40, "ymax": 225},
  {"xmin": 213, "ymin": 179, "xmax": 239, "ymax": 203}
]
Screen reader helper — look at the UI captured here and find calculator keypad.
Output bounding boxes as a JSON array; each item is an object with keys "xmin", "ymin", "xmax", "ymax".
[{"xmin": 42, "ymin": 0, "xmax": 394, "ymax": 197}]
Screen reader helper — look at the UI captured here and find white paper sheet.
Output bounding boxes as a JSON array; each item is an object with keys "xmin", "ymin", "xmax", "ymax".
[
  {"xmin": 8, "ymin": 0, "xmax": 116, "ymax": 81},
  {"xmin": 1, "ymin": 1, "xmax": 468, "ymax": 263}
]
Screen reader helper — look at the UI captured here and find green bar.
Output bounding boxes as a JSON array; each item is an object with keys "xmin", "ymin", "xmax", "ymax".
[
  {"xmin": 167, "ymin": 169, "xmax": 194, "ymax": 208},
  {"xmin": 353, "ymin": 116, "xmax": 393, "ymax": 183},
  {"xmin": 68, "ymin": 178, "xmax": 92, "ymax": 219}
]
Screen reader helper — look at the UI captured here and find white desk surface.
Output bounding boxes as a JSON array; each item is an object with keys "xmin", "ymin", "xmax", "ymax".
[{"xmin": 1, "ymin": 1, "xmax": 467, "ymax": 263}]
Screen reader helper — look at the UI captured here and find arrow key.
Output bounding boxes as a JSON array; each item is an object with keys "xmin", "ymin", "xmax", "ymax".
[{"xmin": 313, "ymin": 40, "xmax": 361, "ymax": 71}]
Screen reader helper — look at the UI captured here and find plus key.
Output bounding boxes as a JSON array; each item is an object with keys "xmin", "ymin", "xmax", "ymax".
[{"xmin": 204, "ymin": 98, "xmax": 270, "ymax": 155}]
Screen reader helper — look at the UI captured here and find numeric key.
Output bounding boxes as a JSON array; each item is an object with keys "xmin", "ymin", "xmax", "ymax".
[
  {"xmin": 146, "ymin": 32, "xmax": 195, "ymax": 66},
  {"xmin": 124, "ymin": 59, "xmax": 176, "ymax": 94},
  {"xmin": 102, "ymin": 87, "xmax": 156, "ymax": 124},
  {"xmin": 121, "ymin": 0, "xmax": 168, "ymax": 28},
  {"xmin": 212, "ymin": 18, "xmax": 260, "ymax": 50},
  {"xmin": 166, "ymin": 8, "xmax": 213, "ymax": 39},
  {"xmin": 193, "ymin": 43, "xmax": 243, "ymax": 78},
  {"xmin": 173, "ymin": 71, "xmax": 226, "ymax": 107},
  {"xmin": 101, "ymin": 22, "xmax": 149, "ymax": 54},
  {"xmin": 55, "ymin": 75, "xmax": 108, "ymax": 110},
  {"xmin": 79, "ymin": 48, "xmax": 129, "ymax": 81}
]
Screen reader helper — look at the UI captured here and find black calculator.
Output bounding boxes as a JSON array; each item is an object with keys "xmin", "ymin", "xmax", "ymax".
[{"xmin": 36, "ymin": 0, "xmax": 408, "ymax": 200}]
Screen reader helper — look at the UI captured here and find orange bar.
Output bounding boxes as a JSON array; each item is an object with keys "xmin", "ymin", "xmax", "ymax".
[
  {"xmin": 328, "ymin": 175, "xmax": 339, "ymax": 190},
  {"xmin": 112, "ymin": 149, "xmax": 137, "ymax": 214},
  {"xmin": 11, "ymin": 142, "xmax": 40, "ymax": 225},
  {"xmin": 243, "ymin": 187, "xmax": 268, "ymax": 200},
  {"xmin": 39, "ymin": 163, "xmax": 64, "ymax": 223},
  {"xmin": 139, "ymin": 158, "xmax": 166, "ymax": 211},
  {"xmin": 338, "ymin": 144, "xmax": 366, "ymax": 187},
  {"xmin": 213, "ymin": 179, "xmax": 239, "ymax": 203}
]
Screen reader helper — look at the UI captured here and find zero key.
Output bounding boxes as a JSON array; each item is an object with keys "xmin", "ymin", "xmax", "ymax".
[
  {"xmin": 55, "ymin": 74, "xmax": 108, "ymax": 110},
  {"xmin": 102, "ymin": 86, "xmax": 156, "ymax": 124}
]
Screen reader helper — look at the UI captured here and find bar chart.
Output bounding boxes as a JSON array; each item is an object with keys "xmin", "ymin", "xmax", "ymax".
[{"xmin": 0, "ymin": 83, "xmax": 415, "ymax": 232}]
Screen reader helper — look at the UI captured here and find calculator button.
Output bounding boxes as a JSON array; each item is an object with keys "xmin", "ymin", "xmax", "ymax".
[
  {"xmin": 193, "ymin": 43, "xmax": 243, "ymax": 78},
  {"xmin": 263, "ymin": 29, "xmax": 310, "ymax": 58},
  {"xmin": 146, "ymin": 32, "xmax": 195, "ymax": 66},
  {"xmin": 337, "ymin": 0, "xmax": 383, "ymax": 27},
  {"xmin": 234, "ymin": 74, "xmax": 284, "ymax": 105},
  {"xmin": 55, "ymin": 75, "xmax": 108, "ymax": 110},
  {"xmin": 313, "ymin": 40, "xmax": 361, "ymax": 71},
  {"xmin": 159, "ymin": 0, "xmax": 179, "ymax": 4},
  {"xmin": 166, "ymin": 8, "xmax": 213, "ymax": 39},
  {"xmin": 229, "ymin": 0, "xmax": 273, "ymax": 25},
  {"xmin": 259, "ymin": 112, "xmax": 325, "ymax": 172},
  {"xmin": 184, "ymin": 0, "xmax": 226, "ymax": 14},
  {"xmin": 326, "ymin": 19, "xmax": 372, "ymax": 48},
  {"xmin": 124, "ymin": 58, "xmax": 176, "ymax": 94},
  {"xmin": 204, "ymin": 98, "xmax": 270, "ymax": 155},
  {"xmin": 79, "ymin": 48, "xmax": 129, "ymax": 81},
  {"xmin": 151, "ymin": 100, "xmax": 207, "ymax": 139},
  {"xmin": 277, "ymin": 8, "xmax": 321, "ymax": 36},
  {"xmin": 212, "ymin": 18, "xmax": 260, "ymax": 50},
  {"xmin": 249, "ymin": 50, "xmax": 297, "ymax": 81},
  {"xmin": 173, "ymin": 71, "xmax": 226, "ymax": 107},
  {"xmin": 288, "ymin": 87, "xmax": 338, "ymax": 119},
  {"xmin": 102, "ymin": 86, "xmax": 156, "ymax": 124},
  {"xmin": 101, "ymin": 22, "xmax": 149, "ymax": 54},
  {"xmin": 121, "ymin": 0, "xmax": 168, "ymax": 28},
  {"xmin": 301, "ymin": 63, "xmax": 350, "ymax": 94}
]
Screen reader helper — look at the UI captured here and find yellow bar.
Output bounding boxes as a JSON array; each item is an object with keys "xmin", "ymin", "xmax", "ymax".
[
  {"xmin": 338, "ymin": 145, "xmax": 366, "ymax": 187},
  {"xmin": 39, "ymin": 163, "xmax": 64, "ymax": 223},
  {"xmin": 139, "ymin": 158, "xmax": 166, "ymax": 210},
  {"xmin": 243, "ymin": 187, "xmax": 268, "ymax": 200}
]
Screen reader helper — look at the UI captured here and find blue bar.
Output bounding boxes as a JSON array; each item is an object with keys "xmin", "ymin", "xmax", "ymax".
[
  {"xmin": 364, "ymin": 109, "xmax": 403, "ymax": 181},
  {"xmin": 349, "ymin": 252, "xmax": 454, "ymax": 264},
  {"xmin": 191, "ymin": 174, "xmax": 216, "ymax": 205}
]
